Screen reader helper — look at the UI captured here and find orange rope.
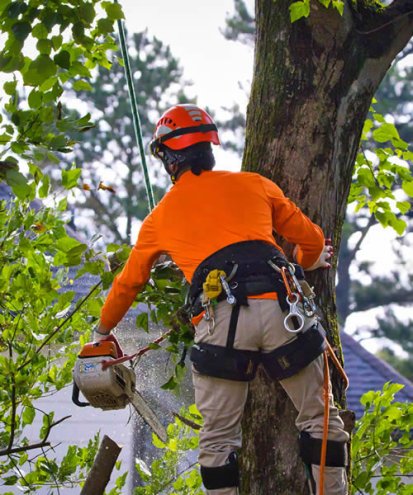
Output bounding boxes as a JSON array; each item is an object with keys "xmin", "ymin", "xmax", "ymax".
[
  {"xmin": 325, "ymin": 340, "xmax": 349, "ymax": 390},
  {"xmin": 318, "ymin": 342, "xmax": 349, "ymax": 495},
  {"xmin": 280, "ymin": 267, "xmax": 294, "ymax": 299}
]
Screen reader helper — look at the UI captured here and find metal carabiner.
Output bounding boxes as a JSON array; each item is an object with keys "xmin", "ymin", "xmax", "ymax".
[
  {"xmin": 284, "ymin": 293, "xmax": 305, "ymax": 333},
  {"xmin": 220, "ymin": 275, "xmax": 236, "ymax": 305}
]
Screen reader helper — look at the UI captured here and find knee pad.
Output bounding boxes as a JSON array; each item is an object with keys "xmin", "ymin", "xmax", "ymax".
[
  {"xmin": 200, "ymin": 452, "xmax": 240, "ymax": 490},
  {"xmin": 261, "ymin": 323, "xmax": 326, "ymax": 380},
  {"xmin": 299, "ymin": 431, "xmax": 348, "ymax": 467}
]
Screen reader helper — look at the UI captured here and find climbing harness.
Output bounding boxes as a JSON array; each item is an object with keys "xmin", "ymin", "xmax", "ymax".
[
  {"xmin": 187, "ymin": 240, "xmax": 350, "ymax": 495},
  {"xmin": 188, "ymin": 240, "xmax": 327, "ymax": 381}
]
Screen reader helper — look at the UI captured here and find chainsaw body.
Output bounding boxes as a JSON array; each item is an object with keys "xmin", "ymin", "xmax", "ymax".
[
  {"xmin": 73, "ymin": 341, "xmax": 136, "ymax": 410},
  {"xmin": 72, "ymin": 340, "xmax": 168, "ymax": 442}
]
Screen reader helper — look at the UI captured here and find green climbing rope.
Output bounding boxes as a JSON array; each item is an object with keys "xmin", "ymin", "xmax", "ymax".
[{"xmin": 115, "ymin": 0, "xmax": 156, "ymax": 212}]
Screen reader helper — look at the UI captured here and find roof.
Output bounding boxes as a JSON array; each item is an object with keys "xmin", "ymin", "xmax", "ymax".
[{"xmin": 341, "ymin": 331, "xmax": 413, "ymax": 419}]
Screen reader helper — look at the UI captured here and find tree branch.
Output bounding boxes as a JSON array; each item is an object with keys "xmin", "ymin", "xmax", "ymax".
[
  {"xmin": 348, "ymin": 0, "xmax": 413, "ymax": 75},
  {"xmin": 354, "ymin": 287, "xmax": 413, "ymax": 312},
  {"xmin": 0, "ymin": 415, "xmax": 71, "ymax": 456},
  {"xmin": 348, "ymin": 214, "xmax": 376, "ymax": 262}
]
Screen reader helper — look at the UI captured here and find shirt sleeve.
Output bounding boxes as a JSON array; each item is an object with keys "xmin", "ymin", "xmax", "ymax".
[
  {"xmin": 259, "ymin": 176, "xmax": 325, "ymax": 268},
  {"xmin": 100, "ymin": 214, "xmax": 162, "ymax": 329}
]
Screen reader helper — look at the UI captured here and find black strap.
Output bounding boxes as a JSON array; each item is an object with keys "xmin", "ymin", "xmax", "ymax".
[
  {"xmin": 158, "ymin": 124, "xmax": 218, "ymax": 143},
  {"xmin": 226, "ymin": 304, "xmax": 240, "ymax": 350},
  {"xmin": 299, "ymin": 431, "xmax": 348, "ymax": 467}
]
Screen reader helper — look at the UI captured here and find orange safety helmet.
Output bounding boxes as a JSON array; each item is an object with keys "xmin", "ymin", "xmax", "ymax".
[{"xmin": 150, "ymin": 104, "xmax": 220, "ymax": 157}]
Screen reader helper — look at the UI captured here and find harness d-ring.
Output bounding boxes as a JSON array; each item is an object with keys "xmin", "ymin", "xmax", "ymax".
[{"xmin": 284, "ymin": 293, "xmax": 305, "ymax": 333}]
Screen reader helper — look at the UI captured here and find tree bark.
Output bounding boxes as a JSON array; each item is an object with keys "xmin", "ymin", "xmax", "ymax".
[{"xmin": 240, "ymin": 0, "xmax": 413, "ymax": 493}]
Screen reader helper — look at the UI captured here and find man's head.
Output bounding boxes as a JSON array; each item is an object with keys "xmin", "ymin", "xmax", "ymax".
[{"xmin": 150, "ymin": 104, "xmax": 220, "ymax": 182}]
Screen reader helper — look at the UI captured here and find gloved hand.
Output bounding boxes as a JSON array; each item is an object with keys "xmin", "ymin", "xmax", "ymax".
[
  {"xmin": 305, "ymin": 239, "xmax": 334, "ymax": 271},
  {"xmin": 93, "ymin": 329, "xmax": 125, "ymax": 358}
]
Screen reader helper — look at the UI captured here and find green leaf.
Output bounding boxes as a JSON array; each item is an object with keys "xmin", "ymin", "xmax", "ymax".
[
  {"xmin": 5, "ymin": 169, "xmax": 32, "ymax": 199},
  {"xmin": 38, "ymin": 175, "xmax": 50, "ymax": 198},
  {"xmin": 54, "ymin": 50, "xmax": 71, "ymax": 69},
  {"xmin": 402, "ymin": 181, "xmax": 413, "ymax": 197},
  {"xmin": 32, "ymin": 22, "xmax": 49, "ymax": 39},
  {"xmin": 22, "ymin": 405, "xmax": 35, "ymax": 425},
  {"xmin": 51, "ymin": 34, "xmax": 63, "ymax": 50},
  {"xmin": 73, "ymin": 79, "xmax": 93, "ymax": 91},
  {"xmin": 161, "ymin": 376, "xmax": 178, "ymax": 390},
  {"xmin": 388, "ymin": 216, "xmax": 407, "ymax": 236},
  {"xmin": 97, "ymin": 18, "xmax": 114, "ymax": 34},
  {"xmin": 136, "ymin": 312, "xmax": 149, "ymax": 332},
  {"xmin": 28, "ymin": 89, "xmax": 42, "ymax": 109},
  {"xmin": 289, "ymin": 0, "xmax": 310, "ymax": 22},
  {"xmin": 332, "ymin": 0, "xmax": 344, "ymax": 15},
  {"xmin": 62, "ymin": 168, "xmax": 81, "ymax": 189},
  {"xmin": 152, "ymin": 434, "xmax": 166, "ymax": 449},
  {"xmin": 396, "ymin": 201, "xmax": 411, "ymax": 214},
  {"xmin": 7, "ymin": 1, "xmax": 28, "ymax": 18},
  {"xmin": 3, "ymin": 80, "xmax": 17, "ymax": 95},
  {"xmin": 24, "ymin": 54, "xmax": 57, "ymax": 86},
  {"xmin": 102, "ymin": 1, "xmax": 124, "ymax": 20},
  {"xmin": 78, "ymin": 3, "xmax": 95, "ymax": 24},
  {"xmin": 11, "ymin": 20, "xmax": 31, "ymax": 41},
  {"xmin": 37, "ymin": 38, "xmax": 52, "ymax": 55},
  {"xmin": 373, "ymin": 123, "xmax": 401, "ymax": 144}
]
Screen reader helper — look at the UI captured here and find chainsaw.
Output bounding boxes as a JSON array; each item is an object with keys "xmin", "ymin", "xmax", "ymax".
[{"xmin": 72, "ymin": 340, "xmax": 167, "ymax": 442}]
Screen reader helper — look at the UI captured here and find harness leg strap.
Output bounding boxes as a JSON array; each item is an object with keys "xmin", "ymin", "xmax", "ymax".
[
  {"xmin": 200, "ymin": 452, "xmax": 240, "ymax": 490},
  {"xmin": 261, "ymin": 323, "xmax": 327, "ymax": 380}
]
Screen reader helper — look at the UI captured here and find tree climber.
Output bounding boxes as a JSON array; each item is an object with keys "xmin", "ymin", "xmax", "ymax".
[{"xmin": 93, "ymin": 104, "xmax": 349, "ymax": 495}]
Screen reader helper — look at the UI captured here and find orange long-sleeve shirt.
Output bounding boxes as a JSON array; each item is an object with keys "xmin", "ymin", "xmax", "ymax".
[{"xmin": 100, "ymin": 170, "xmax": 324, "ymax": 329}]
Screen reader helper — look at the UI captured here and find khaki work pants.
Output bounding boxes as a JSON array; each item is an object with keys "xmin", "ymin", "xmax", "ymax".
[{"xmin": 193, "ymin": 299, "xmax": 349, "ymax": 495}]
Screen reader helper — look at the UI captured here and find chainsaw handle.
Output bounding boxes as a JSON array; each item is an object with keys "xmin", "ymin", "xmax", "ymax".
[
  {"xmin": 101, "ymin": 353, "xmax": 136, "ymax": 370},
  {"xmin": 72, "ymin": 381, "xmax": 90, "ymax": 407}
]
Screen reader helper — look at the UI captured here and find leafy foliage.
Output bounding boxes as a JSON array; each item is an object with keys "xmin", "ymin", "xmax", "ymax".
[
  {"xmin": 0, "ymin": 178, "xmax": 113, "ymax": 490},
  {"xmin": 289, "ymin": 0, "xmax": 344, "ymax": 23},
  {"xmin": 134, "ymin": 261, "xmax": 194, "ymax": 391},
  {"xmin": 0, "ymin": 0, "xmax": 122, "ymax": 171},
  {"xmin": 134, "ymin": 404, "xmax": 202, "ymax": 495},
  {"xmin": 349, "ymin": 105, "xmax": 413, "ymax": 235},
  {"xmin": 351, "ymin": 383, "xmax": 413, "ymax": 495}
]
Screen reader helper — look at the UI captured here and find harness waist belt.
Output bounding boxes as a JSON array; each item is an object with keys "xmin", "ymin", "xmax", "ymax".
[
  {"xmin": 190, "ymin": 274, "xmax": 280, "ymax": 317},
  {"xmin": 189, "ymin": 240, "xmax": 300, "ymax": 313}
]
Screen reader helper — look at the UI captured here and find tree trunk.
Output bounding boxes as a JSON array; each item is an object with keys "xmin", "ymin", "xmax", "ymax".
[{"xmin": 241, "ymin": 0, "xmax": 413, "ymax": 493}]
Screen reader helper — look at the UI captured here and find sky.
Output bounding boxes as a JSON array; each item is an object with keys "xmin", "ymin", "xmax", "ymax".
[
  {"xmin": 121, "ymin": 0, "xmax": 254, "ymax": 109},
  {"xmin": 120, "ymin": 0, "xmax": 255, "ymax": 170}
]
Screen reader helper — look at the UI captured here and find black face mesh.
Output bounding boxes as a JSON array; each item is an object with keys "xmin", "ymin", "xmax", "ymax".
[{"xmin": 156, "ymin": 142, "xmax": 215, "ymax": 178}]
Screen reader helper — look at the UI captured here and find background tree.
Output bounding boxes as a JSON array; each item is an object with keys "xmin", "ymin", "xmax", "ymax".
[
  {"xmin": 61, "ymin": 31, "xmax": 193, "ymax": 244},
  {"xmin": 237, "ymin": 1, "xmax": 413, "ymax": 493}
]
